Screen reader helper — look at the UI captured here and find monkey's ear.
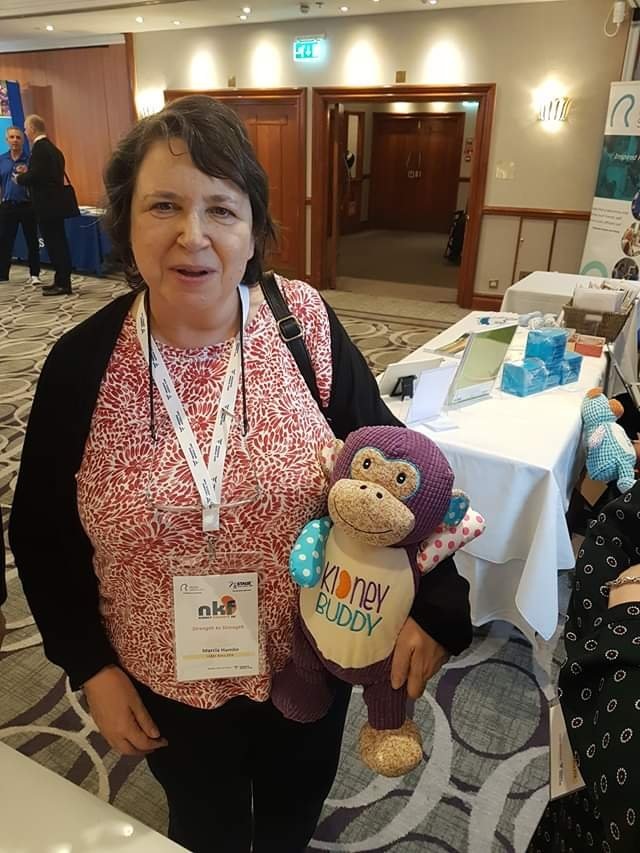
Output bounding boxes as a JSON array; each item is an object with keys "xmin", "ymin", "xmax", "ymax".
[
  {"xmin": 442, "ymin": 489, "xmax": 470, "ymax": 527},
  {"xmin": 318, "ymin": 439, "xmax": 345, "ymax": 481}
]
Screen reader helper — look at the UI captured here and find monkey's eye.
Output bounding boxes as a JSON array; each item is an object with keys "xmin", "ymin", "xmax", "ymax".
[
  {"xmin": 396, "ymin": 472, "xmax": 407, "ymax": 485},
  {"xmin": 362, "ymin": 458, "xmax": 372, "ymax": 470}
]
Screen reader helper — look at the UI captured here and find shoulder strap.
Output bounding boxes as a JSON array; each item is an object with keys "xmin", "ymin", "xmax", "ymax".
[{"xmin": 259, "ymin": 271, "xmax": 324, "ymax": 412}]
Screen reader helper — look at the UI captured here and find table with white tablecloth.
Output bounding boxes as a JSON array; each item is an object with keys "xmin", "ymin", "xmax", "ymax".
[
  {"xmin": 0, "ymin": 741, "xmax": 186, "ymax": 852},
  {"xmin": 385, "ymin": 311, "xmax": 606, "ymax": 643},
  {"xmin": 501, "ymin": 271, "xmax": 640, "ymax": 393}
]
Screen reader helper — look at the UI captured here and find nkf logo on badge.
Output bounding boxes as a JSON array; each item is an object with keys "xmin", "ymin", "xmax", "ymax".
[{"xmin": 197, "ymin": 595, "xmax": 237, "ymax": 619}]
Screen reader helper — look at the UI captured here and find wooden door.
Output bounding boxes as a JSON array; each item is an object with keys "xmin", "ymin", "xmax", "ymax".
[
  {"xmin": 423, "ymin": 114, "xmax": 465, "ymax": 232},
  {"xmin": 369, "ymin": 116, "xmax": 421, "ymax": 229},
  {"xmin": 164, "ymin": 89, "xmax": 306, "ymax": 280},
  {"xmin": 369, "ymin": 112, "xmax": 465, "ymax": 233},
  {"xmin": 233, "ymin": 102, "xmax": 301, "ymax": 279}
]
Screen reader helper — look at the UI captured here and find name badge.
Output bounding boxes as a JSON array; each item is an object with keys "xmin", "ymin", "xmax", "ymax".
[
  {"xmin": 173, "ymin": 572, "xmax": 259, "ymax": 682},
  {"xmin": 549, "ymin": 701, "xmax": 586, "ymax": 800}
]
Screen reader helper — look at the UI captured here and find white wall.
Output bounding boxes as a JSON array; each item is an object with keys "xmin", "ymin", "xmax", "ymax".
[
  {"xmin": 135, "ymin": 0, "xmax": 625, "ymax": 211},
  {"xmin": 134, "ymin": 0, "xmax": 626, "ymax": 292}
]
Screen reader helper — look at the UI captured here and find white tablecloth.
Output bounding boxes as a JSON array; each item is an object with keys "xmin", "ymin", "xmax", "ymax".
[
  {"xmin": 501, "ymin": 271, "xmax": 639, "ymax": 394},
  {"xmin": 386, "ymin": 311, "xmax": 606, "ymax": 642},
  {"xmin": 0, "ymin": 741, "xmax": 186, "ymax": 852}
]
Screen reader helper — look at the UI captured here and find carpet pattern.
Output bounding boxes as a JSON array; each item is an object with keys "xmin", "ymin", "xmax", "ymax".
[
  {"xmin": 337, "ymin": 230, "xmax": 460, "ymax": 290},
  {"xmin": 0, "ymin": 269, "xmax": 560, "ymax": 852}
]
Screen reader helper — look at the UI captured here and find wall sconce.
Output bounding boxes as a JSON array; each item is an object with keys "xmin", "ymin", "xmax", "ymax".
[{"xmin": 538, "ymin": 96, "xmax": 572, "ymax": 123}]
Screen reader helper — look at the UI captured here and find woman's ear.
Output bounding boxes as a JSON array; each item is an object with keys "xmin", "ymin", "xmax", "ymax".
[{"xmin": 318, "ymin": 439, "xmax": 344, "ymax": 482}]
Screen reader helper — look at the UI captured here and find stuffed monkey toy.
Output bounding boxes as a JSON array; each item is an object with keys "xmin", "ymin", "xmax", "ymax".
[
  {"xmin": 271, "ymin": 426, "xmax": 485, "ymax": 777},
  {"xmin": 582, "ymin": 388, "xmax": 637, "ymax": 494}
]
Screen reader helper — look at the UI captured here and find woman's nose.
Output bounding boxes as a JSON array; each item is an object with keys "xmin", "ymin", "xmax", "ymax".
[{"xmin": 177, "ymin": 212, "xmax": 209, "ymax": 250}]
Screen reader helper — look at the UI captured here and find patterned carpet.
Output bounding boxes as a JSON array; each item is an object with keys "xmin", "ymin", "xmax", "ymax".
[{"xmin": 0, "ymin": 268, "xmax": 561, "ymax": 852}]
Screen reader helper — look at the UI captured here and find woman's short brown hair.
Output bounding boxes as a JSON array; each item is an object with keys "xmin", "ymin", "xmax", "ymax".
[{"xmin": 103, "ymin": 95, "xmax": 276, "ymax": 287}]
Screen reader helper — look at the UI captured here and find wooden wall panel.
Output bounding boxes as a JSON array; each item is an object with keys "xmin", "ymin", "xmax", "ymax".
[{"xmin": 0, "ymin": 44, "xmax": 135, "ymax": 206}]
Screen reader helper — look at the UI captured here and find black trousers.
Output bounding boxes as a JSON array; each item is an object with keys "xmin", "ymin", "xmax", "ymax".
[
  {"xmin": 134, "ymin": 678, "xmax": 351, "ymax": 853},
  {"xmin": 39, "ymin": 216, "xmax": 71, "ymax": 289},
  {"xmin": 0, "ymin": 201, "xmax": 40, "ymax": 279}
]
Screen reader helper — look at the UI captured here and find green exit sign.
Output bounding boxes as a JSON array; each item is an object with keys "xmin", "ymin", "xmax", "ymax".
[{"xmin": 293, "ymin": 37, "xmax": 325, "ymax": 62}]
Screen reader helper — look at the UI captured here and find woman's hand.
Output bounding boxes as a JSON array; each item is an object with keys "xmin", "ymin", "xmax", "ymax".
[
  {"xmin": 391, "ymin": 617, "xmax": 450, "ymax": 699},
  {"xmin": 83, "ymin": 665, "xmax": 168, "ymax": 756},
  {"xmin": 609, "ymin": 564, "xmax": 640, "ymax": 609}
]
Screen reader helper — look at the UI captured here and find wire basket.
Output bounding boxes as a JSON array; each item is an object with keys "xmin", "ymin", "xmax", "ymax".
[{"xmin": 562, "ymin": 301, "xmax": 632, "ymax": 342}]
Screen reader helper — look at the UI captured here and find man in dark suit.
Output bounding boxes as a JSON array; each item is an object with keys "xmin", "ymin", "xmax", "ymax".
[{"xmin": 16, "ymin": 115, "xmax": 72, "ymax": 296}]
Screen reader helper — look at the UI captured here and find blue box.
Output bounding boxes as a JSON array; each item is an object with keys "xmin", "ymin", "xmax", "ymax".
[
  {"xmin": 525, "ymin": 328, "xmax": 569, "ymax": 366},
  {"xmin": 560, "ymin": 352, "xmax": 583, "ymax": 385},
  {"xmin": 545, "ymin": 370, "xmax": 562, "ymax": 390},
  {"xmin": 501, "ymin": 358, "xmax": 548, "ymax": 397}
]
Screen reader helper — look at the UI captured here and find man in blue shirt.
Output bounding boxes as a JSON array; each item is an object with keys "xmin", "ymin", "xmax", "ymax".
[{"xmin": 0, "ymin": 126, "xmax": 41, "ymax": 285}]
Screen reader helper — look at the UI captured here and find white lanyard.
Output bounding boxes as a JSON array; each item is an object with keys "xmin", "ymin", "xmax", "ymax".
[{"xmin": 135, "ymin": 285, "xmax": 250, "ymax": 532}]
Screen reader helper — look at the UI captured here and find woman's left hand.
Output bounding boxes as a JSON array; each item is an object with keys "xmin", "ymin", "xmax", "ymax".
[{"xmin": 391, "ymin": 617, "xmax": 450, "ymax": 699}]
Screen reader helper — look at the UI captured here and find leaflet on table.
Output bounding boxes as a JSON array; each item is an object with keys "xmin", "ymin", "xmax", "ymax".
[
  {"xmin": 405, "ymin": 360, "xmax": 459, "ymax": 425},
  {"xmin": 173, "ymin": 573, "xmax": 259, "ymax": 681}
]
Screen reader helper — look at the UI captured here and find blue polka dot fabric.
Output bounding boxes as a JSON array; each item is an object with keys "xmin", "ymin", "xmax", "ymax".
[
  {"xmin": 289, "ymin": 517, "xmax": 332, "ymax": 588},
  {"xmin": 443, "ymin": 491, "xmax": 470, "ymax": 527}
]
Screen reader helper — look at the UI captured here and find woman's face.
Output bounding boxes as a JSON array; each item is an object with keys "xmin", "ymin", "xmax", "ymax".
[{"xmin": 130, "ymin": 138, "xmax": 255, "ymax": 319}]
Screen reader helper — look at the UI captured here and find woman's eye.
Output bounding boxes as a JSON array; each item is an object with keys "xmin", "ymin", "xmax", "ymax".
[
  {"xmin": 211, "ymin": 206, "xmax": 234, "ymax": 218},
  {"xmin": 151, "ymin": 202, "xmax": 175, "ymax": 212},
  {"xmin": 396, "ymin": 472, "xmax": 407, "ymax": 485},
  {"xmin": 362, "ymin": 458, "xmax": 371, "ymax": 470}
]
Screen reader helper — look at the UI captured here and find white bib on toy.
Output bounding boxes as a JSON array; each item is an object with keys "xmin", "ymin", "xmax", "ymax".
[{"xmin": 299, "ymin": 525, "xmax": 415, "ymax": 670}]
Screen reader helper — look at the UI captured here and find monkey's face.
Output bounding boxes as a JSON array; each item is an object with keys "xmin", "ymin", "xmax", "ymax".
[{"xmin": 327, "ymin": 447, "xmax": 418, "ymax": 547}]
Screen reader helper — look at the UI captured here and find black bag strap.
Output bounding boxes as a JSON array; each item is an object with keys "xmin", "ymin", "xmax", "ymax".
[{"xmin": 260, "ymin": 271, "xmax": 324, "ymax": 412}]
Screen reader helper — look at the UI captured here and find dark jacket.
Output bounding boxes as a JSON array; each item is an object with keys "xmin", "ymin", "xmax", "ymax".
[
  {"xmin": 528, "ymin": 482, "xmax": 640, "ymax": 852},
  {"xmin": 16, "ymin": 137, "xmax": 66, "ymax": 219},
  {"xmin": 9, "ymin": 290, "xmax": 473, "ymax": 689}
]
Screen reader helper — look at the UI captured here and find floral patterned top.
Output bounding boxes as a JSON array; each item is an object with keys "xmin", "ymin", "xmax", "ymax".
[{"xmin": 76, "ymin": 278, "xmax": 334, "ymax": 709}]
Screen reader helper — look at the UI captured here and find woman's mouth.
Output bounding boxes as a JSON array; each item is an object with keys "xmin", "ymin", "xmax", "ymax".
[{"xmin": 172, "ymin": 266, "xmax": 213, "ymax": 279}]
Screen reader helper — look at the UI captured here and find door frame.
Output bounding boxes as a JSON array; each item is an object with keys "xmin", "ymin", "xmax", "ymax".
[
  {"xmin": 164, "ymin": 87, "xmax": 307, "ymax": 280},
  {"xmin": 368, "ymin": 110, "xmax": 465, "ymax": 231},
  {"xmin": 311, "ymin": 84, "xmax": 496, "ymax": 308}
]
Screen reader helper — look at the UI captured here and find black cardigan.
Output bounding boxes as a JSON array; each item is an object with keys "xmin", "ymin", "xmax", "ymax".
[{"xmin": 9, "ymin": 291, "xmax": 472, "ymax": 689}]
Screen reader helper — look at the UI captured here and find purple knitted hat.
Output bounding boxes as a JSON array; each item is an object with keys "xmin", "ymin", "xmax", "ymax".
[{"xmin": 331, "ymin": 426, "xmax": 454, "ymax": 546}]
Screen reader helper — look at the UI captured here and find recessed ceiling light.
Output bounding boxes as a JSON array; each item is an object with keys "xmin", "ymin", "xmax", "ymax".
[
  {"xmin": 340, "ymin": 5, "xmax": 349, "ymax": 11},
  {"xmin": 242, "ymin": 5, "xmax": 251, "ymax": 12},
  {"xmin": 172, "ymin": 19, "xmax": 182, "ymax": 25},
  {"xmin": 428, "ymin": 0, "xmax": 438, "ymax": 4},
  {"xmin": 135, "ymin": 15, "xmax": 144, "ymax": 23},
  {"xmin": 45, "ymin": 24, "xmax": 54, "ymax": 31},
  {"xmin": 239, "ymin": 14, "xmax": 248, "ymax": 20}
]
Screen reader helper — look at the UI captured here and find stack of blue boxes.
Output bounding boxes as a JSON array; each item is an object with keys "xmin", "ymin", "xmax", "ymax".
[{"xmin": 501, "ymin": 328, "xmax": 583, "ymax": 397}]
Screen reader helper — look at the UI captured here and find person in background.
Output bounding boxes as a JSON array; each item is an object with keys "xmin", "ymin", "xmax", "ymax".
[
  {"xmin": 15, "ymin": 115, "xmax": 72, "ymax": 296},
  {"xmin": 528, "ymin": 482, "xmax": 640, "ymax": 852},
  {"xmin": 0, "ymin": 126, "xmax": 41, "ymax": 286},
  {"xmin": 10, "ymin": 95, "xmax": 473, "ymax": 853}
]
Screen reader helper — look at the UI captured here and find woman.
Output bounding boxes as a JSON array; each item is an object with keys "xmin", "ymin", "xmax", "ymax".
[
  {"xmin": 528, "ymin": 482, "xmax": 640, "ymax": 852},
  {"xmin": 10, "ymin": 96, "xmax": 473, "ymax": 853}
]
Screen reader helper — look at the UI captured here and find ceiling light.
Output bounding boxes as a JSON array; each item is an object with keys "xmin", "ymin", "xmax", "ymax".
[
  {"xmin": 429, "ymin": 0, "xmax": 438, "ymax": 4},
  {"xmin": 239, "ymin": 14, "xmax": 248, "ymax": 20},
  {"xmin": 242, "ymin": 5, "xmax": 251, "ymax": 12},
  {"xmin": 340, "ymin": 5, "xmax": 349, "ymax": 11},
  {"xmin": 135, "ymin": 15, "xmax": 144, "ymax": 23},
  {"xmin": 172, "ymin": 19, "xmax": 182, "ymax": 25},
  {"xmin": 45, "ymin": 24, "xmax": 54, "ymax": 31}
]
